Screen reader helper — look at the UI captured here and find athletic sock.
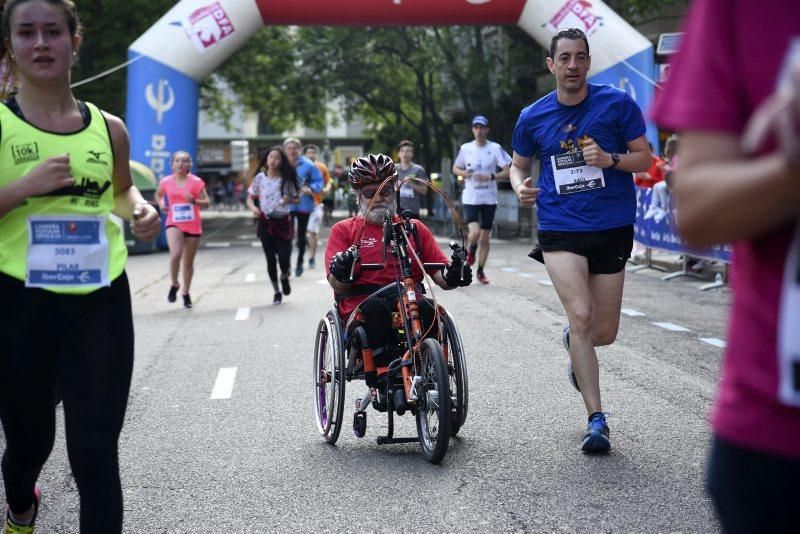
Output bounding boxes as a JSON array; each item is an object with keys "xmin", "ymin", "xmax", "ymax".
[
  {"xmin": 8, "ymin": 511, "xmax": 33, "ymax": 527},
  {"xmin": 469, "ymin": 244, "xmax": 478, "ymax": 255},
  {"xmin": 478, "ymin": 264, "xmax": 485, "ymax": 273},
  {"xmin": 271, "ymin": 280, "xmax": 280, "ymax": 293}
]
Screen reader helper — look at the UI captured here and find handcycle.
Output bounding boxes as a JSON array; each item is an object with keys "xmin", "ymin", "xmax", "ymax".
[{"xmin": 313, "ymin": 203, "xmax": 469, "ymax": 464}]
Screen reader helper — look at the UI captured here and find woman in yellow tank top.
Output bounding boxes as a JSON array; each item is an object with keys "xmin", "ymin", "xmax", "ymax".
[{"xmin": 0, "ymin": 1, "xmax": 160, "ymax": 533}]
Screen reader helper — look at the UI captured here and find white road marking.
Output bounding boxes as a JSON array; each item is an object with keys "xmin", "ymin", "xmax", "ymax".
[
  {"xmin": 245, "ymin": 273, "xmax": 256, "ymax": 283},
  {"xmin": 141, "ymin": 387, "xmax": 150, "ymax": 391},
  {"xmin": 251, "ymin": 241, "xmax": 261, "ymax": 247},
  {"xmin": 538, "ymin": 279, "xmax": 554, "ymax": 286},
  {"xmin": 621, "ymin": 308, "xmax": 647, "ymax": 317},
  {"xmin": 519, "ymin": 273, "xmax": 537, "ymax": 278},
  {"xmin": 206, "ymin": 241, "xmax": 231, "ymax": 248},
  {"xmin": 235, "ymin": 307, "xmax": 250, "ymax": 321},
  {"xmin": 210, "ymin": 367, "xmax": 238, "ymax": 400},
  {"xmin": 652, "ymin": 322, "xmax": 691, "ymax": 332},
  {"xmin": 501, "ymin": 267, "xmax": 519, "ymax": 272},
  {"xmin": 317, "ymin": 279, "xmax": 329, "ymax": 285},
  {"xmin": 700, "ymin": 337, "xmax": 726, "ymax": 348}
]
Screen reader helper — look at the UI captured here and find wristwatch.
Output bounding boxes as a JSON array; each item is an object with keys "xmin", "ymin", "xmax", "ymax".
[{"xmin": 610, "ymin": 153, "xmax": 620, "ymax": 168}]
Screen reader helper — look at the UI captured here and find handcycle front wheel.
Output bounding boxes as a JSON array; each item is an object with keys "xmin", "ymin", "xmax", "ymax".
[
  {"xmin": 313, "ymin": 310, "xmax": 346, "ymax": 445},
  {"xmin": 415, "ymin": 338, "xmax": 451, "ymax": 464}
]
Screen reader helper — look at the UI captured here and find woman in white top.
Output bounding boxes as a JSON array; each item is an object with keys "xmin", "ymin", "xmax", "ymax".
[{"xmin": 247, "ymin": 146, "xmax": 300, "ymax": 304}]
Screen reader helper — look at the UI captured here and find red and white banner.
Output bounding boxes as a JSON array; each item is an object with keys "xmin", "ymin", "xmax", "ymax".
[{"xmin": 254, "ymin": 0, "xmax": 527, "ymax": 26}]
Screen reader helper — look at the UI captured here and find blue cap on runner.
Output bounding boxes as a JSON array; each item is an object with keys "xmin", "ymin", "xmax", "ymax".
[{"xmin": 471, "ymin": 115, "xmax": 489, "ymax": 127}]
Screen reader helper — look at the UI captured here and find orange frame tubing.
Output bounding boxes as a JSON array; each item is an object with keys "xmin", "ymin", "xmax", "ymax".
[{"xmin": 399, "ymin": 274, "xmax": 425, "ymax": 400}]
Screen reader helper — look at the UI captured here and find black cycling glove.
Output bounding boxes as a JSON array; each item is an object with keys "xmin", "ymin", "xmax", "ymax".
[
  {"xmin": 444, "ymin": 260, "xmax": 472, "ymax": 287},
  {"xmin": 329, "ymin": 246, "xmax": 358, "ymax": 283}
]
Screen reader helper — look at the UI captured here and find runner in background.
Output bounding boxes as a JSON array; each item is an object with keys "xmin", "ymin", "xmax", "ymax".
[
  {"xmin": 303, "ymin": 144, "xmax": 331, "ymax": 270},
  {"xmin": 0, "ymin": 1, "xmax": 160, "ymax": 531},
  {"xmin": 155, "ymin": 151, "xmax": 210, "ymax": 309},
  {"xmin": 452, "ymin": 115, "xmax": 512, "ymax": 284},
  {"xmin": 395, "ymin": 139, "xmax": 429, "ymax": 220},
  {"xmin": 246, "ymin": 146, "xmax": 300, "ymax": 304},
  {"xmin": 652, "ymin": 1, "xmax": 800, "ymax": 530},
  {"xmin": 283, "ymin": 137, "xmax": 323, "ymax": 277}
]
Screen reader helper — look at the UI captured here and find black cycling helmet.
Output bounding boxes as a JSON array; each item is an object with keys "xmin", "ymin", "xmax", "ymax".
[{"xmin": 348, "ymin": 154, "xmax": 397, "ymax": 188}]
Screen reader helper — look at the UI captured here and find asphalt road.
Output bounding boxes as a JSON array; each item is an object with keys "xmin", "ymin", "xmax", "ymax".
[{"xmin": 2, "ymin": 212, "xmax": 727, "ymax": 533}]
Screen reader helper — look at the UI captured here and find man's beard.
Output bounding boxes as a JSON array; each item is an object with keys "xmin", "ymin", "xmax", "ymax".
[{"xmin": 359, "ymin": 197, "xmax": 396, "ymax": 224}]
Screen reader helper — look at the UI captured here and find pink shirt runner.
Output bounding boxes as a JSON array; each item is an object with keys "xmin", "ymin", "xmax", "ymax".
[
  {"xmin": 159, "ymin": 174, "xmax": 205, "ymax": 235},
  {"xmin": 652, "ymin": 0, "xmax": 800, "ymax": 459}
]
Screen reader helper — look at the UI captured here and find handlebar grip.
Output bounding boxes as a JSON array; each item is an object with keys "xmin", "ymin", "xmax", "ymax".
[
  {"xmin": 347, "ymin": 246, "xmax": 360, "ymax": 282},
  {"xmin": 360, "ymin": 263, "xmax": 383, "ymax": 271},
  {"xmin": 449, "ymin": 241, "xmax": 466, "ymax": 283}
]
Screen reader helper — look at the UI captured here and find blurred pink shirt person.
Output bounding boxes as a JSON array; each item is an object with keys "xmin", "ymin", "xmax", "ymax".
[
  {"xmin": 653, "ymin": 0, "xmax": 800, "ymax": 531},
  {"xmin": 159, "ymin": 173, "xmax": 205, "ymax": 236}
]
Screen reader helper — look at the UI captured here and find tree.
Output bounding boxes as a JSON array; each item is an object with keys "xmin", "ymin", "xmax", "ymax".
[
  {"xmin": 75, "ymin": 0, "xmax": 681, "ymax": 167},
  {"xmin": 71, "ymin": 0, "xmax": 175, "ymax": 117}
]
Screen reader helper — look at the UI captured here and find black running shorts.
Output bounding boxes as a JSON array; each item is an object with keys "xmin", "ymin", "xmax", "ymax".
[
  {"xmin": 463, "ymin": 204, "xmax": 496, "ymax": 230},
  {"xmin": 529, "ymin": 224, "xmax": 634, "ymax": 275}
]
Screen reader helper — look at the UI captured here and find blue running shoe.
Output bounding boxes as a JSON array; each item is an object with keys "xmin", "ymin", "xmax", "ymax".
[
  {"xmin": 562, "ymin": 326, "xmax": 580, "ymax": 392},
  {"xmin": 582, "ymin": 412, "xmax": 611, "ymax": 453}
]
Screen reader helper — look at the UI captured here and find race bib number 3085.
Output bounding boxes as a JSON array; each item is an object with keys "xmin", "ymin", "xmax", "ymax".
[
  {"xmin": 26, "ymin": 216, "xmax": 110, "ymax": 288},
  {"xmin": 551, "ymin": 152, "xmax": 605, "ymax": 195}
]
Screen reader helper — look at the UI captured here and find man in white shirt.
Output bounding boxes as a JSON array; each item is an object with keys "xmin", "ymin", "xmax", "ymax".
[{"xmin": 452, "ymin": 115, "xmax": 512, "ymax": 284}]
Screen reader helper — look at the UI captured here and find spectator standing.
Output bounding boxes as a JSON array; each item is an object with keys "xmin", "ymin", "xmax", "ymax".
[{"xmin": 633, "ymin": 142, "xmax": 665, "ymax": 188}]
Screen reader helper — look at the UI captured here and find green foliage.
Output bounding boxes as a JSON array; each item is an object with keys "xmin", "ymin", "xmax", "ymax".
[
  {"xmin": 71, "ymin": 0, "xmax": 174, "ymax": 117},
  {"xmin": 216, "ymin": 26, "xmax": 327, "ymax": 133},
  {"xmin": 66, "ymin": 0, "xmax": 683, "ymax": 164},
  {"xmin": 213, "ymin": 25, "xmax": 543, "ymax": 171},
  {"xmin": 609, "ymin": 0, "xmax": 688, "ymax": 19}
]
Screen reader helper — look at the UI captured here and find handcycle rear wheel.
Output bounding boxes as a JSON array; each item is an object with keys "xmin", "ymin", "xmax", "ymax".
[
  {"xmin": 415, "ymin": 338, "xmax": 451, "ymax": 464},
  {"xmin": 313, "ymin": 310, "xmax": 346, "ymax": 444},
  {"xmin": 442, "ymin": 309, "xmax": 469, "ymax": 436}
]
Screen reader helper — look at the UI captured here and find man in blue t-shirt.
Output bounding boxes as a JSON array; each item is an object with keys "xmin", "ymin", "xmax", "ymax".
[
  {"xmin": 284, "ymin": 137, "xmax": 324, "ymax": 277},
  {"xmin": 509, "ymin": 28, "xmax": 651, "ymax": 453}
]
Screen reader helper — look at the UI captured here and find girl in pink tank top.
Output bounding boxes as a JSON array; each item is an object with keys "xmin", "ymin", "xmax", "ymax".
[{"xmin": 155, "ymin": 151, "xmax": 210, "ymax": 308}]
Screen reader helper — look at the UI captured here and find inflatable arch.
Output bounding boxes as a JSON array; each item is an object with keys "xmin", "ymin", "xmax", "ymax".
[{"xmin": 127, "ymin": 0, "xmax": 656, "ymax": 179}]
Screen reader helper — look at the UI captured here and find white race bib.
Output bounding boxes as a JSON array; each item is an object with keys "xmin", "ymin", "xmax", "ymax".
[
  {"xmin": 778, "ymin": 218, "xmax": 800, "ymax": 407},
  {"xmin": 172, "ymin": 203, "xmax": 195, "ymax": 222},
  {"xmin": 551, "ymin": 152, "xmax": 605, "ymax": 195},
  {"xmin": 26, "ymin": 215, "xmax": 110, "ymax": 288}
]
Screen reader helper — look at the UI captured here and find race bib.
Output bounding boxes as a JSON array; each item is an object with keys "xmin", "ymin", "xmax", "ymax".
[
  {"xmin": 400, "ymin": 183, "xmax": 415, "ymax": 198},
  {"xmin": 551, "ymin": 152, "xmax": 605, "ymax": 195},
  {"xmin": 774, "ymin": 39, "xmax": 800, "ymax": 406},
  {"xmin": 172, "ymin": 203, "xmax": 195, "ymax": 222},
  {"xmin": 26, "ymin": 216, "xmax": 109, "ymax": 288},
  {"xmin": 778, "ymin": 218, "xmax": 800, "ymax": 407}
]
